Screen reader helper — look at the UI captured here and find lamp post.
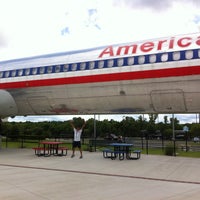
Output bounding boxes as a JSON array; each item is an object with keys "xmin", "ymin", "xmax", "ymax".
[
  {"xmin": 94, "ymin": 114, "xmax": 96, "ymax": 151},
  {"xmin": 183, "ymin": 125, "xmax": 189, "ymax": 152},
  {"xmin": 122, "ymin": 116, "xmax": 126, "ymax": 142},
  {"xmin": 172, "ymin": 114, "xmax": 176, "ymax": 156}
]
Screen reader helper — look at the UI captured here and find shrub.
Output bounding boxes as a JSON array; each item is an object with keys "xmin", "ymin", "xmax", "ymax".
[{"xmin": 165, "ymin": 144, "xmax": 176, "ymax": 156}]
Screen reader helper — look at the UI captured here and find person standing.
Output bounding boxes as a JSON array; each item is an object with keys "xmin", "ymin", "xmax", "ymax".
[{"xmin": 70, "ymin": 119, "xmax": 86, "ymax": 159}]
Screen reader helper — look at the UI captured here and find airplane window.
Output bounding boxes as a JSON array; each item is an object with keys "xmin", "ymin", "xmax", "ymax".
[
  {"xmin": 55, "ymin": 65, "xmax": 61, "ymax": 73},
  {"xmin": 117, "ymin": 58, "xmax": 124, "ymax": 66},
  {"xmin": 173, "ymin": 51, "xmax": 180, "ymax": 60},
  {"xmin": 47, "ymin": 66, "xmax": 53, "ymax": 73},
  {"xmin": 80, "ymin": 62, "xmax": 86, "ymax": 70},
  {"xmin": 107, "ymin": 59, "xmax": 114, "ymax": 67},
  {"xmin": 138, "ymin": 56, "xmax": 145, "ymax": 64},
  {"xmin": 71, "ymin": 63, "xmax": 77, "ymax": 71},
  {"xmin": 5, "ymin": 71, "xmax": 10, "ymax": 78},
  {"xmin": 11, "ymin": 70, "xmax": 16, "ymax": 77},
  {"xmin": 0, "ymin": 71, "xmax": 3, "ymax": 78},
  {"xmin": 128, "ymin": 57, "xmax": 134, "ymax": 65},
  {"xmin": 149, "ymin": 54, "xmax": 156, "ymax": 63},
  {"xmin": 185, "ymin": 50, "xmax": 193, "ymax": 59},
  {"xmin": 39, "ymin": 67, "xmax": 45, "ymax": 74},
  {"xmin": 198, "ymin": 49, "xmax": 200, "ymax": 58},
  {"xmin": 89, "ymin": 61, "xmax": 95, "ymax": 69},
  {"xmin": 63, "ymin": 64, "xmax": 69, "ymax": 72},
  {"xmin": 161, "ymin": 53, "xmax": 168, "ymax": 62},
  {"xmin": 98, "ymin": 60, "xmax": 104, "ymax": 68},
  {"xmin": 32, "ymin": 68, "xmax": 37, "ymax": 75},
  {"xmin": 25, "ymin": 68, "xmax": 30, "ymax": 75},
  {"xmin": 18, "ymin": 69, "xmax": 23, "ymax": 76}
]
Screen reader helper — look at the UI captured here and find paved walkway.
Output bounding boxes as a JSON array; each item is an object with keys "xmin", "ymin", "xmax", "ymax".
[{"xmin": 0, "ymin": 148, "xmax": 200, "ymax": 200}]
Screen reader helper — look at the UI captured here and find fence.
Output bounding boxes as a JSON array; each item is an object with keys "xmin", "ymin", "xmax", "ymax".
[{"xmin": 1, "ymin": 135, "xmax": 200, "ymax": 153}]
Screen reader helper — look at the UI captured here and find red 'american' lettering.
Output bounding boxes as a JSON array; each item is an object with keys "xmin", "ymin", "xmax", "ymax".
[{"xmin": 98, "ymin": 35, "xmax": 200, "ymax": 58}]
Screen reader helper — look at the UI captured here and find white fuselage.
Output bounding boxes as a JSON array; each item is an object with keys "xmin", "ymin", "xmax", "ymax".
[{"xmin": 0, "ymin": 33, "xmax": 200, "ymax": 117}]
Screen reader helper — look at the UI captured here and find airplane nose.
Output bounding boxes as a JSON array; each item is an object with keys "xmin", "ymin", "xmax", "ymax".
[{"xmin": 0, "ymin": 90, "xmax": 18, "ymax": 117}]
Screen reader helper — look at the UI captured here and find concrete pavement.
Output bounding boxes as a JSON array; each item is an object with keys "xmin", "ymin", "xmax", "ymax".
[{"xmin": 0, "ymin": 148, "xmax": 200, "ymax": 200}]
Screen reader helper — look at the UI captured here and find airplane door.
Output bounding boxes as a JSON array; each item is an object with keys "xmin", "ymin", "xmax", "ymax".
[
  {"xmin": 151, "ymin": 89, "xmax": 186, "ymax": 112},
  {"xmin": 27, "ymin": 96, "xmax": 52, "ymax": 114}
]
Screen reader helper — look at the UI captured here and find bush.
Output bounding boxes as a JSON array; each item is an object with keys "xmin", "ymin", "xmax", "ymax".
[{"xmin": 165, "ymin": 144, "xmax": 176, "ymax": 156}]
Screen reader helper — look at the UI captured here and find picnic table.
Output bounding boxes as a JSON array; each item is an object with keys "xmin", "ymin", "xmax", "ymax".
[
  {"xmin": 33, "ymin": 141, "xmax": 68, "ymax": 156},
  {"xmin": 103, "ymin": 143, "xmax": 141, "ymax": 160}
]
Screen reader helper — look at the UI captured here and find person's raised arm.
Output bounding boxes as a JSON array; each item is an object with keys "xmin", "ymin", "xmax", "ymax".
[
  {"xmin": 81, "ymin": 120, "xmax": 86, "ymax": 130},
  {"xmin": 70, "ymin": 120, "xmax": 75, "ymax": 129}
]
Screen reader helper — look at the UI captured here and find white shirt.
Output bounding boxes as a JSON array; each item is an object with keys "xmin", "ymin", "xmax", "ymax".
[{"xmin": 73, "ymin": 128, "xmax": 82, "ymax": 141}]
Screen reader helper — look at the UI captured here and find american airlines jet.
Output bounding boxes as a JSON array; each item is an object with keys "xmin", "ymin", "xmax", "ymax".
[{"xmin": 0, "ymin": 33, "xmax": 200, "ymax": 118}]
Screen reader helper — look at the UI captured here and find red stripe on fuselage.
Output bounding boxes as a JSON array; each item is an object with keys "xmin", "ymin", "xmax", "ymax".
[{"xmin": 0, "ymin": 66, "xmax": 200, "ymax": 89}]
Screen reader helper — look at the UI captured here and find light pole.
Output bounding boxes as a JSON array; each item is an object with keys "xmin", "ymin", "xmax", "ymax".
[
  {"xmin": 122, "ymin": 116, "xmax": 126, "ymax": 142},
  {"xmin": 172, "ymin": 114, "xmax": 176, "ymax": 156},
  {"xmin": 94, "ymin": 114, "xmax": 96, "ymax": 151}
]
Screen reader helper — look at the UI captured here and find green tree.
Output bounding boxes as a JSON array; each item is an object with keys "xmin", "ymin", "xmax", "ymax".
[
  {"xmin": 147, "ymin": 114, "xmax": 158, "ymax": 135},
  {"xmin": 9, "ymin": 122, "xmax": 20, "ymax": 140},
  {"xmin": 190, "ymin": 123, "xmax": 200, "ymax": 138},
  {"xmin": 120, "ymin": 117, "xmax": 136, "ymax": 138},
  {"xmin": 163, "ymin": 128, "xmax": 172, "ymax": 139},
  {"xmin": 164, "ymin": 115, "xmax": 169, "ymax": 124},
  {"xmin": 169, "ymin": 117, "xmax": 181, "ymax": 129}
]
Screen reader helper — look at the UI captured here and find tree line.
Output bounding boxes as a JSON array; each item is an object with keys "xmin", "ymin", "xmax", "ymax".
[{"xmin": 0, "ymin": 115, "xmax": 200, "ymax": 140}]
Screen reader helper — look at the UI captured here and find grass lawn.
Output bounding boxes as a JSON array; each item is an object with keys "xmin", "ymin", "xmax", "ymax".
[{"xmin": 142, "ymin": 148, "xmax": 200, "ymax": 158}]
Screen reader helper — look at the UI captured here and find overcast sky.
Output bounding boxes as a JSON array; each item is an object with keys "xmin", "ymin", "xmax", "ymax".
[{"xmin": 0, "ymin": 0, "xmax": 200, "ymax": 123}]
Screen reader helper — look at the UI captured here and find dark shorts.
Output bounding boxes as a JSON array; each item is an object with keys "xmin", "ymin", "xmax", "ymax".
[{"xmin": 72, "ymin": 141, "xmax": 81, "ymax": 148}]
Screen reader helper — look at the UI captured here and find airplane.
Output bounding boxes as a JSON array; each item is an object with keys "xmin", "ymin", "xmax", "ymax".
[{"xmin": 0, "ymin": 32, "xmax": 200, "ymax": 118}]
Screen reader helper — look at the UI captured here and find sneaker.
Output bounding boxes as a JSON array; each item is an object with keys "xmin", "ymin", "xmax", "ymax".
[
  {"xmin": 79, "ymin": 155, "xmax": 83, "ymax": 159},
  {"xmin": 71, "ymin": 154, "xmax": 75, "ymax": 158}
]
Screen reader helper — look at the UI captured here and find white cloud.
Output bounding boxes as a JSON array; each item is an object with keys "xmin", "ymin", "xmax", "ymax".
[{"xmin": 1, "ymin": 0, "xmax": 200, "ymax": 60}]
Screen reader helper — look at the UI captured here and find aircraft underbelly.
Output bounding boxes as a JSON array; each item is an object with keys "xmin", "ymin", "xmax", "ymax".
[{"xmin": 8, "ymin": 75, "xmax": 200, "ymax": 115}]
